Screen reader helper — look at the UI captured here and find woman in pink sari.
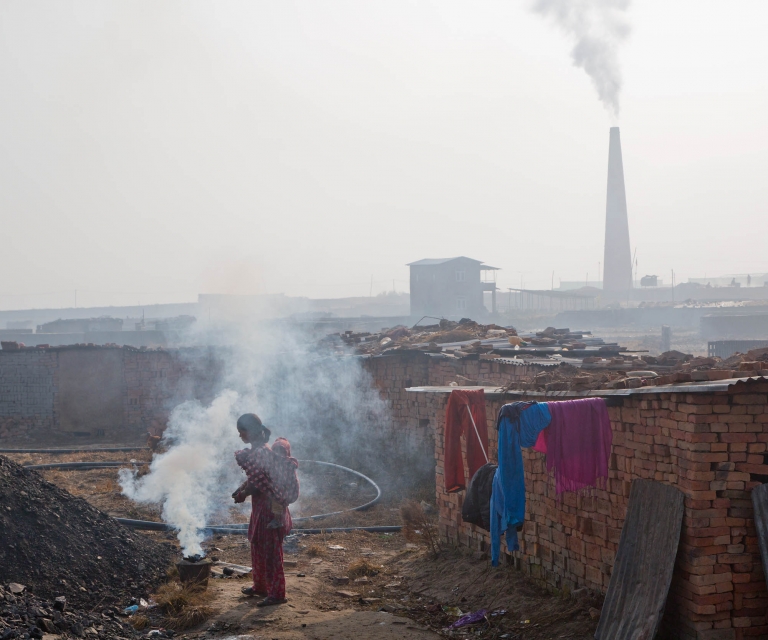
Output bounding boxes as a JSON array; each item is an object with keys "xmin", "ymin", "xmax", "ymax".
[{"xmin": 232, "ymin": 413, "xmax": 299, "ymax": 607}]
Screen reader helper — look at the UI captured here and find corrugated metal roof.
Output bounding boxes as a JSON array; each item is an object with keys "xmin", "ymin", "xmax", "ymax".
[
  {"xmin": 406, "ymin": 256, "xmax": 484, "ymax": 266},
  {"xmin": 493, "ymin": 357, "xmax": 561, "ymax": 367},
  {"xmin": 406, "ymin": 376, "xmax": 768, "ymax": 396},
  {"xmin": 595, "ymin": 479, "xmax": 685, "ymax": 639}
]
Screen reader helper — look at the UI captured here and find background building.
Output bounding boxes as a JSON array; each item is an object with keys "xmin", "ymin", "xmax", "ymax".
[{"xmin": 408, "ymin": 257, "xmax": 498, "ymax": 320}]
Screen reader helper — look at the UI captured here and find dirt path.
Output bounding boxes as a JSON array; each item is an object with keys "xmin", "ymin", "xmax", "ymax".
[
  {"xmin": 196, "ymin": 574, "xmax": 439, "ymax": 639},
  {"xmin": 176, "ymin": 531, "xmax": 599, "ymax": 639},
  {"xmin": 186, "ymin": 530, "xmax": 439, "ymax": 638}
]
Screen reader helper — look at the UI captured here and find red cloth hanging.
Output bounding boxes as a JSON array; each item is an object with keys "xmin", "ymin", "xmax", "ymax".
[{"xmin": 444, "ymin": 389, "xmax": 489, "ymax": 493}]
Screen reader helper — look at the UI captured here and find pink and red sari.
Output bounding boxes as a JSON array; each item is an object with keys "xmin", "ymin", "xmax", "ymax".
[{"xmin": 235, "ymin": 440, "xmax": 299, "ymax": 600}]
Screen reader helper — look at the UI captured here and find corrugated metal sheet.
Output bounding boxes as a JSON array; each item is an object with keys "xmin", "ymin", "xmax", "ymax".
[
  {"xmin": 406, "ymin": 376, "xmax": 768, "ymax": 397},
  {"xmin": 595, "ymin": 479, "xmax": 684, "ymax": 640},
  {"xmin": 751, "ymin": 483, "xmax": 768, "ymax": 587}
]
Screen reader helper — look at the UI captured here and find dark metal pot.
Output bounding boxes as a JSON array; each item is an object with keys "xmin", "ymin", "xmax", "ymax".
[{"xmin": 176, "ymin": 557, "xmax": 212, "ymax": 588}]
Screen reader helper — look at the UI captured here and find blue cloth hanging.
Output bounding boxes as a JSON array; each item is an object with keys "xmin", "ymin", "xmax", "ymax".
[{"xmin": 490, "ymin": 402, "xmax": 551, "ymax": 566}]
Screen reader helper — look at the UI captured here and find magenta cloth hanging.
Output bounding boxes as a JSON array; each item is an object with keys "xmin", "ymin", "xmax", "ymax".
[{"xmin": 533, "ymin": 398, "xmax": 612, "ymax": 495}]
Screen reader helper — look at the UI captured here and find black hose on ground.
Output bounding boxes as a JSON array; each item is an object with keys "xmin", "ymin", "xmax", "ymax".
[
  {"xmin": 23, "ymin": 459, "xmax": 385, "ymax": 525},
  {"xmin": 23, "ymin": 461, "xmax": 142, "ymax": 470},
  {"xmin": 114, "ymin": 518, "xmax": 401, "ymax": 535},
  {"xmin": 0, "ymin": 447, "xmax": 145, "ymax": 454}
]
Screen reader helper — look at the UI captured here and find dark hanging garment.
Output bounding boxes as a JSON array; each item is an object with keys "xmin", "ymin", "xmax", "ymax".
[
  {"xmin": 495, "ymin": 401, "xmax": 536, "ymax": 429},
  {"xmin": 461, "ymin": 462, "xmax": 498, "ymax": 531}
]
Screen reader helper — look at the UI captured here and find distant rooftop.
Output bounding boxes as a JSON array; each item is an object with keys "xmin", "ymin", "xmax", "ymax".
[{"xmin": 407, "ymin": 257, "xmax": 499, "ymax": 269}]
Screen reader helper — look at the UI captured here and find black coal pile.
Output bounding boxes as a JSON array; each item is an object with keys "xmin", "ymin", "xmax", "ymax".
[
  {"xmin": 0, "ymin": 455, "xmax": 174, "ymax": 611},
  {"xmin": 0, "ymin": 582, "xmax": 142, "ymax": 639}
]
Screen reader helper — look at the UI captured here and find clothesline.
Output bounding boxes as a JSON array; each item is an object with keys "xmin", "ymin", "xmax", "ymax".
[
  {"xmin": 444, "ymin": 391, "xmax": 613, "ymax": 566},
  {"xmin": 465, "ymin": 404, "xmax": 489, "ymax": 464}
]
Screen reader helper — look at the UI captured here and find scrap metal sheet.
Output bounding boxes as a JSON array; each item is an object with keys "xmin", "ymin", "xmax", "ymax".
[
  {"xmin": 751, "ymin": 483, "xmax": 768, "ymax": 586},
  {"xmin": 595, "ymin": 479, "xmax": 684, "ymax": 640}
]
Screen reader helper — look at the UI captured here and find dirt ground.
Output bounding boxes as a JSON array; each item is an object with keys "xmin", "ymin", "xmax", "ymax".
[
  {"xmin": 186, "ymin": 531, "xmax": 600, "ymax": 640},
  {"xmin": 4, "ymin": 450, "xmax": 601, "ymax": 639}
]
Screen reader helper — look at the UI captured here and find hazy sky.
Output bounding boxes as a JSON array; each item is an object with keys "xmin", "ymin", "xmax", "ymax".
[{"xmin": 1, "ymin": 1, "xmax": 767, "ymax": 309}]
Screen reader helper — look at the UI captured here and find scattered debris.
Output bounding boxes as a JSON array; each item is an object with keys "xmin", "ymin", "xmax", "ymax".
[
  {"xmin": 448, "ymin": 609, "xmax": 488, "ymax": 629},
  {"xmin": 0, "ymin": 581, "xmax": 141, "ymax": 638}
]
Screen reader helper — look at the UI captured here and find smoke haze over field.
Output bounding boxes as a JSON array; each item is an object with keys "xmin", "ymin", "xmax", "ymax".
[{"xmin": 0, "ymin": 1, "xmax": 767, "ymax": 307}]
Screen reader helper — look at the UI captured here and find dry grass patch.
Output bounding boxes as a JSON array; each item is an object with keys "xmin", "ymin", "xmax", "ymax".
[
  {"xmin": 400, "ymin": 499, "xmax": 441, "ymax": 556},
  {"xmin": 305, "ymin": 543, "xmax": 328, "ymax": 558},
  {"xmin": 94, "ymin": 477, "xmax": 118, "ymax": 493},
  {"xmin": 130, "ymin": 614, "xmax": 149, "ymax": 630},
  {"xmin": 153, "ymin": 581, "xmax": 215, "ymax": 630},
  {"xmin": 347, "ymin": 558, "xmax": 380, "ymax": 578}
]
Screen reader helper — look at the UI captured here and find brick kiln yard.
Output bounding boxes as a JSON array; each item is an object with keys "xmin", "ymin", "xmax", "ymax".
[
  {"xmin": 8, "ymin": 342, "xmax": 768, "ymax": 638},
  {"xmin": 2, "ymin": 448, "xmax": 601, "ymax": 639}
]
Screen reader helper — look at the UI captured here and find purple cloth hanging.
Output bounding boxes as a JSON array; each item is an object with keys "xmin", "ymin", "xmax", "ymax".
[{"xmin": 534, "ymin": 397, "xmax": 612, "ymax": 495}]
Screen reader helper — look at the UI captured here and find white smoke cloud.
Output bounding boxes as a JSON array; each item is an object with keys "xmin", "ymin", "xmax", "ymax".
[
  {"xmin": 119, "ymin": 390, "xmax": 245, "ymax": 556},
  {"xmin": 117, "ymin": 316, "xmax": 413, "ymax": 558},
  {"xmin": 533, "ymin": 0, "xmax": 631, "ymax": 116}
]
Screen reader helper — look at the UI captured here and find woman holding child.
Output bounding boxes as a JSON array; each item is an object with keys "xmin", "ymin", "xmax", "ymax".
[{"xmin": 232, "ymin": 413, "xmax": 299, "ymax": 607}]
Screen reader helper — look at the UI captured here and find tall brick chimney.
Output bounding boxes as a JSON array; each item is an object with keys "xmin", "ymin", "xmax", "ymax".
[{"xmin": 602, "ymin": 127, "xmax": 633, "ymax": 291}]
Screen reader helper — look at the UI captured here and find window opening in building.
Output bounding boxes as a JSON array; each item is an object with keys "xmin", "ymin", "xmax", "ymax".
[{"xmin": 456, "ymin": 270, "xmax": 466, "ymax": 282}]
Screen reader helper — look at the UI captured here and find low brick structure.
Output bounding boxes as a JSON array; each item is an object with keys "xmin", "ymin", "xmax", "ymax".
[
  {"xmin": 0, "ymin": 346, "xmax": 219, "ymax": 442},
  {"xmin": 407, "ymin": 380, "xmax": 768, "ymax": 640},
  {"xmin": 0, "ymin": 346, "xmax": 550, "ymax": 445},
  {"xmin": 361, "ymin": 352, "xmax": 554, "ymax": 460}
]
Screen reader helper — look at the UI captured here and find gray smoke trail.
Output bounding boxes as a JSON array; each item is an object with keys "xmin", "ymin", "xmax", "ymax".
[{"xmin": 533, "ymin": 0, "xmax": 631, "ymax": 116}]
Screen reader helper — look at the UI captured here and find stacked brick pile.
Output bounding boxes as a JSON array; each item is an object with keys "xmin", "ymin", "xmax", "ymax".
[{"xmin": 407, "ymin": 382, "xmax": 768, "ymax": 640}]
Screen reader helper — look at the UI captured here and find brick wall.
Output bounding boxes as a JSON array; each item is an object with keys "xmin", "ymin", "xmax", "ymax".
[
  {"xmin": 0, "ymin": 346, "xmax": 220, "ymax": 443},
  {"xmin": 0, "ymin": 349, "xmax": 57, "ymax": 441},
  {"xmin": 406, "ymin": 382, "xmax": 768, "ymax": 640},
  {"xmin": 362, "ymin": 353, "xmax": 551, "ymax": 458},
  {"xmin": 0, "ymin": 348, "xmax": 553, "ymax": 445}
]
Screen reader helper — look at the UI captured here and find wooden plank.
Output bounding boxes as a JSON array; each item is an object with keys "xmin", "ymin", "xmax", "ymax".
[
  {"xmin": 751, "ymin": 483, "xmax": 768, "ymax": 587},
  {"xmin": 595, "ymin": 479, "xmax": 684, "ymax": 640}
]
